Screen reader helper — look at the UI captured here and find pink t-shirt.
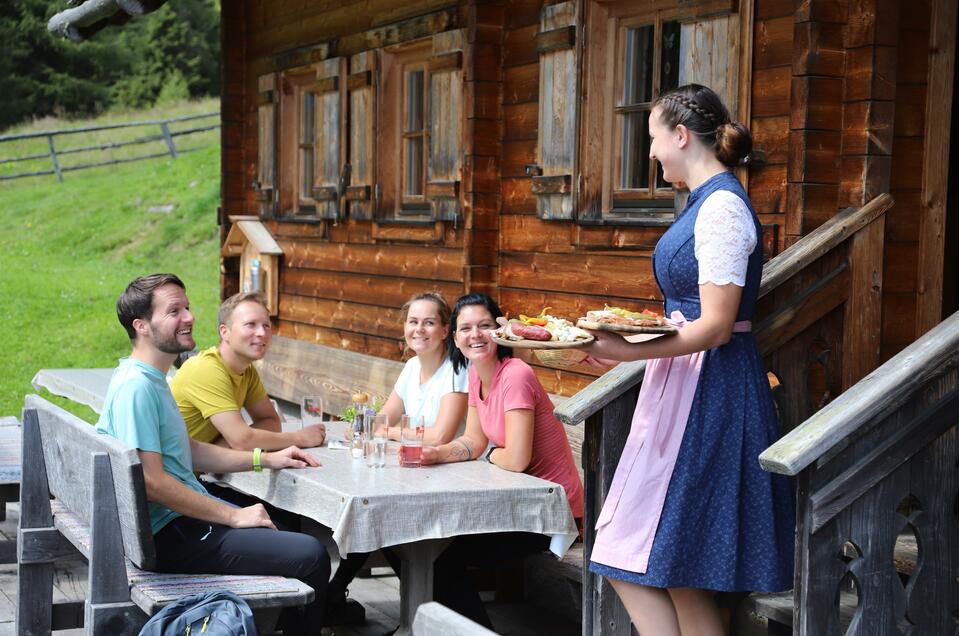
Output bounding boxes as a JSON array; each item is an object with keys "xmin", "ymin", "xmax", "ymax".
[{"xmin": 469, "ymin": 358, "xmax": 584, "ymax": 519}]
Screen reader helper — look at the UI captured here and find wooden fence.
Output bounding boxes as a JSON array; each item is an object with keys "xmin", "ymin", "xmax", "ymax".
[{"xmin": 0, "ymin": 112, "xmax": 219, "ymax": 183}]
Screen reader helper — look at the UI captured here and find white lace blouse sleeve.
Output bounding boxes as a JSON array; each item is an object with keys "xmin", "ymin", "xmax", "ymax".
[{"xmin": 694, "ymin": 190, "xmax": 758, "ymax": 287}]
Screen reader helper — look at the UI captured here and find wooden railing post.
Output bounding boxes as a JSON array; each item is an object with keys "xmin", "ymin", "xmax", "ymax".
[
  {"xmin": 841, "ymin": 215, "xmax": 884, "ymax": 390},
  {"xmin": 47, "ymin": 135, "xmax": 63, "ymax": 183},
  {"xmin": 581, "ymin": 388, "xmax": 638, "ymax": 636},
  {"xmin": 159, "ymin": 122, "xmax": 178, "ymax": 158}
]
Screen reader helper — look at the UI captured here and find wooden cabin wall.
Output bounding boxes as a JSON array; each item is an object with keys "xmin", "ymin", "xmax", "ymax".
[{"xmin": 221, "ymin": 0, "xmax": 952, "ymax": 400}]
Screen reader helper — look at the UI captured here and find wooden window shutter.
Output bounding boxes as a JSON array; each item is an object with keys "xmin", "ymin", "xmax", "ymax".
[
  {"xmin": 255, "ymin": 73, "xmax": 278, "ymax": 218},
  {"xmin": 533, "ymin": 2, "xmax": 578, "ymax": 220},
  {"xmin": 427, "ymin": 29, "xmax": 465, "ymax": 221},
  {"xmin": 347, "ymin": 50, "xmax": 376, "ymax": 220},
  {"xmin": 312, "ymin": 57, "xmax": 347, "ymax": 220},
  {"xmin": 677, "ymin": 13, "xmax": 740, "ymax": 212}
]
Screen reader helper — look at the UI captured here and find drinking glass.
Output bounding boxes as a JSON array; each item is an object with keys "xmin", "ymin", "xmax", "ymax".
[
  {"xmin": 301, "ymin": 396, "xmax": 324, "ymax": 431},
  {"xmin": 367, "ymin": 415, "xmax": 389, "ymax": 468},
  {"xmin": 399, "ymin": 415, "xmax": 424, "ymax": 467}
]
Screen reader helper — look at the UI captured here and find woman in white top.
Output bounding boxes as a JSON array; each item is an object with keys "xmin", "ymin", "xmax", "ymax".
[{"xmin": 380, "ymin": 292, "xmax": 468, "ymax": 445}]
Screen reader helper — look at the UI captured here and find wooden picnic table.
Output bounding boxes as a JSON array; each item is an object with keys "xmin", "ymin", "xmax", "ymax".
[
  {"xmin": 207, "ymin": 420, "xmax": 579, "ymax": 636},
  {"xmin": 31, "ymin": 367, "xmax": 116, "ymax": 414}
]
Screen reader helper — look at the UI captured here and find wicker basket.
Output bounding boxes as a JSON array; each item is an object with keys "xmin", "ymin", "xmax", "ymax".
[{"xmin": 534, "ymin": 348, "xmax": 589, "ymax": 368}]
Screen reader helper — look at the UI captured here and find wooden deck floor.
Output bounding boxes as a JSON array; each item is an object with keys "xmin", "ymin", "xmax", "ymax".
[{"xmin": 0, "ymin": 503, "xmax": 579, "ymax": 635}]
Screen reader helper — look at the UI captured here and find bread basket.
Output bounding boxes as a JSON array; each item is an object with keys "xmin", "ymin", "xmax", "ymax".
[{"xmin": 534, "ymin": 348, "xmax": 589, "ymax": 368}]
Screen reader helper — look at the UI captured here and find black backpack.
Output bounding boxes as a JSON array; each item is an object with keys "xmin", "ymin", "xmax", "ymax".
[{"xmin": 138, "ymin": 590, "xmax": 257, "ymax": 636}]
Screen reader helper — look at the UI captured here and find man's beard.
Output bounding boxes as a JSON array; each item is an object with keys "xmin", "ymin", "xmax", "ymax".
[{"xmin": 154, "ymin": 328, "xmax": 193, "ymax": 355}]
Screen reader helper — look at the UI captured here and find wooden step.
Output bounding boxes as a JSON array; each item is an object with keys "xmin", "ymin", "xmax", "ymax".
[{"xmin": 743, "ymin": 590, "xmax": 858, "ymax": 633}]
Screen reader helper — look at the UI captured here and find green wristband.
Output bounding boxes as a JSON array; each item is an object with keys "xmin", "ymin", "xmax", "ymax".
[{"xmin": 252, "ymin": 447, "xmax": 263, "ymax": 472}]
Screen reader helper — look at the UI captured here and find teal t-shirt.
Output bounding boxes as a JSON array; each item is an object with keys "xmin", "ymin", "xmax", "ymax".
[{"xmin": 96, "ymin": 357, "xmax": 210, "ymax": 534}]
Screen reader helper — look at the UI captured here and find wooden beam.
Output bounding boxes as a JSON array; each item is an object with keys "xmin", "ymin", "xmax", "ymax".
[
  {"xmin": 531, "ymin": 174, "xmax": 571, "ymax": 195},
  {"xmin": 916, "ymin": 0, "xmax": 958, "ymax": 335},
  {"xmin": 841, "ymin": 216, "xmax": 884, "ymax": 390},
  {"xmin": 759, "ymin": 193, "xmax": 893, "ymax": 297},
  {"xmin": 758, "ymin": 310, "xmax": 959, "ymax": 476},
  {"xmin": 535, "ymin": 25, "xmax": 575, "ymax": 53}
]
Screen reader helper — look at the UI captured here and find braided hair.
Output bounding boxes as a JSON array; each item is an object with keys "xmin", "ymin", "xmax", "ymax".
[{"xmin": 654, "ymin": 84, "xmax": 751, "ymax": 168}]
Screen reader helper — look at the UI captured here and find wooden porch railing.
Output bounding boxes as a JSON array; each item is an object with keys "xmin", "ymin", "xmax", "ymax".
[
  {"xmin": 554, "ymin": 193, "xmax": 895, "ymax": 635},
  {"xmin": 752, "ymin": 311, "xmax": 959, "ymax": 634}
]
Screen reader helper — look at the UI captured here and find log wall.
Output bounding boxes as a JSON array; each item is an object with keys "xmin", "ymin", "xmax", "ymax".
[{"xmin": 220, "ymin": 0, "xmax": 952, "ymax": 398}]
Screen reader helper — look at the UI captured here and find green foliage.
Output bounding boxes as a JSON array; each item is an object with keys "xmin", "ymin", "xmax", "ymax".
[
  {"xmin": 0, "ymin": 100, "xmax": 221, "ymax": 420},
  {"xmin": 0, "ymin": 0, "xmax": 219, "ymax": 130}
]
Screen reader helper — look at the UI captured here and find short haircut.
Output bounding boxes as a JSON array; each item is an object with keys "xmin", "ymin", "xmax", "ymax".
[
  {"xmin": 116, "ymin": 273, "xmax": 186, "ymax": 341},
  {"xmin": 401, "ymin": 291, "xmax": 452, "ymax": 326},
  {"xmin": 218, "ymin": 292, "xmax": 269, "ymax": 329},
  {"xmin": 448, "ymin": 292, "xmax": 512, "ymax": 374}
]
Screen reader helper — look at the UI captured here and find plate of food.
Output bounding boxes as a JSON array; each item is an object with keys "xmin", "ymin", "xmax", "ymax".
[
  {"xmin": 576, "ymin": 305, "xmax": 678, "ymax": 335},
  {"xmin": 491, "ymin": 309, "xmax": 594, "ymax": 349}
]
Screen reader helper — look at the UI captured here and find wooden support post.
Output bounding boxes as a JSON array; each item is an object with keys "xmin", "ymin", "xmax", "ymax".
[
  {"xmin": 47, "ymin": 135, "xmax": 63, "ymax": 183},
  {"xmin": 395, "ymin": 538, "xmax": 451, "ymax": 636},
  {"xmin": 85, "ymin": 452, "xmax": 143, "ymax": 635},
  {"xmin": 582, "ymin": 388, "xmax": 637, "ymax": 636},
  {"xmin": 841, "ymin": 217, "xmax": 885, "ymax": 390},
  {"xmin": 160, "ymin": 122, "xmax": 178, "ymax": 159},
  {"xmin": 16, "ymin": 408, "xmax": 55, "ymax": 635}
]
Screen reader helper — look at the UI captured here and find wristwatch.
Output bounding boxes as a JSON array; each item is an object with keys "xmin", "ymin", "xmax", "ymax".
[{"xmin": 483, "ymin": 445, "xmax": 497, "ymax": 464}]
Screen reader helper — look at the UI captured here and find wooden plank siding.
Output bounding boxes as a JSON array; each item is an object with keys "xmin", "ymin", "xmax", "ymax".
[{"xmin": 219, "ymin": 0, "xmax": 952, "ymax": 400}]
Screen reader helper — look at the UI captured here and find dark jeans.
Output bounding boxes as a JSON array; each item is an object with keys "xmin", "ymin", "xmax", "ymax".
[
  {"xmin": 153, "ymin": 490, "xmax": 330, "ymax": 634},
  {"xmin": 199, "ymin": 484, "xmax": 370, "ymax": 606}
]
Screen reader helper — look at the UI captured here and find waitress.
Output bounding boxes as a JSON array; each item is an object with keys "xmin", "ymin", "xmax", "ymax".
[{"xmin": 582, "ymin": 84, "xmax": 794, "ymax": 634}]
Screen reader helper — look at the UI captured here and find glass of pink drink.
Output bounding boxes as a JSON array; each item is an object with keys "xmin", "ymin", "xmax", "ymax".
[{"xmin": 399, "ymin": 415, "xmax": 424, "ymax": 467}]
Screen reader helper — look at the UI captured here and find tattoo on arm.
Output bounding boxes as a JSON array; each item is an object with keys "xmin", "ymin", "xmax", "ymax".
[{"xmin": 449, "ymin": 437, "xmax": 473, "ymax": 460}]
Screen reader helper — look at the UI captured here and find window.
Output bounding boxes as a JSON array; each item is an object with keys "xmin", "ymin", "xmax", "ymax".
[
  {"xmin": 276, "ymin": 58, "xmax": 346, "ymax": 221},
  {"xmin": 577, "ymin": 0, "xmax": 742, "ymax": 225},
  {"xmin": 609, "ymin": 19, "xmax": 681, "ymax": 221},
  {"xmin": 377, "ymin": 31, "xmax": 465, "ymax": 222},
  {"xmin": 401, "ymin": 66, "xmax": 429, "ymax": 211}
]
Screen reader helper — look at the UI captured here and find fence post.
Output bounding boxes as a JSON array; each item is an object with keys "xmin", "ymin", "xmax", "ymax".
[
  {"xmin": 160, "ymin": 122, "xmax": 178, "ymax": 158},
  {"xmin": 47, "ymin": 135, "xmax": 63, "ymax": 183}
]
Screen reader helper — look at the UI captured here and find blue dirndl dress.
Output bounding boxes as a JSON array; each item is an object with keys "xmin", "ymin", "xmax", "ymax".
[{"xmin": 588, "ymin": 171, "xmax": 795, "ymax": 592}]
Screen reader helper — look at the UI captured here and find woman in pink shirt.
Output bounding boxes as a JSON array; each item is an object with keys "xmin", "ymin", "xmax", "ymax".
[{"xmin": 421, "ymin": 292, "xmax": 583, "ymax": 628}]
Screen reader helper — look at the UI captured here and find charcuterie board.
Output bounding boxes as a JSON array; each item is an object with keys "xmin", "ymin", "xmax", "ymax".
[
  {"xmin": 490, "ymin": 329, "xmax": 593, "ymax": 349},
  {"xmin": 576, "ymin": 319, "xmax": 677, "ymax": 335}
]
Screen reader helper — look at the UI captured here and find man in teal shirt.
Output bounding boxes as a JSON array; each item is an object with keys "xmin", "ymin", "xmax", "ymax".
[{"xmin": 97, "ymin": 273, "xmax": 327, "ymax": 634}]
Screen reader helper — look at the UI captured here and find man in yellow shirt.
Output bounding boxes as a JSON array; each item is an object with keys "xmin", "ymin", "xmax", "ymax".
[
  {"xmin": 170, "ymin": 292, "xmax": 326, "ymax": 450},
  {"xmin": 171, "ymin": 292, "xmax": 365, "ymax": 626}
]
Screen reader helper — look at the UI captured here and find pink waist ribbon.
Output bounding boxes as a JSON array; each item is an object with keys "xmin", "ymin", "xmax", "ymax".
[{"xmin": 589, "ymin": 311, "xmax": 751, "ymax": 573}]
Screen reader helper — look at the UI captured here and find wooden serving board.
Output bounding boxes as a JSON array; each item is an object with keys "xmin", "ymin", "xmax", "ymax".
[
  {"xmin": 576, "ymin": 319, "xmax": 678, "ymax": 335},
  {"xmin": 491, "ymin": 331, "xmax": 593, "ymax": 349}
]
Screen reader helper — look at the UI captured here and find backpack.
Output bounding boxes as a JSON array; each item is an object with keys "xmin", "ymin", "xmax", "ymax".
[{"xmin": 138, "ymin": 590, "xmax": 257, "ymax": 636}]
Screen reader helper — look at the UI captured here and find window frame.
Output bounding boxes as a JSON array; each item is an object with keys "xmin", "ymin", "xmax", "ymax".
[
  {"xmin": 278, "ymin": 66, "xmax": 325, "ymax": 221},
  {"xmin": 579, "ymin": 0, "xmax": 741, "ymax": 227},
  {"xmin": 378, "ymin": 37, "xmax": 436, "ymax": 223}
]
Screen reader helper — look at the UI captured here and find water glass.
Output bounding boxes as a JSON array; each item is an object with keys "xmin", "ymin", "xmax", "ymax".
[
  {"xmin": 366, "ymin": 418, "xmax": 388, "ymax": 468},
  {"xmin": 301, "ymin": 396, "xmax": 324, "ymax": 430},
  {"xmin": 399, "ymin": 415, "xmax": 424, "ymax": 467}
]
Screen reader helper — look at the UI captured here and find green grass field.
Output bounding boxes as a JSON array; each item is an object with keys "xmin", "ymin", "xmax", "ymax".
[{"xmin": 0, "ymin": 99, "xmax": 222, "ymax": 421}]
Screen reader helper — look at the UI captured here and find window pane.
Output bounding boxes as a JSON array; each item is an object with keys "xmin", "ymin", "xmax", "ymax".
[
  {"xmin": 656, "ymin": 161, "xmax": 668, "ymax": 189},
  {"xmin": 660, "ymin": 21, "xmax": 681, "ymax": 94},
  {"xmin": 301, "ymin": 92, "xmax": 315, "ymax": 143},
  {"xmin": 406, "ymin": 70, "xmax": 425, "ymax": 132},
  {"xmin": 406, "ymin": 137, "xmax": 423, "ymax": 196},
  {"xmin": 301, "ymin": 148, "xmax": 313, "ymax": 199},
  {"xmin": 623, "ymin": 26, "xmax": 654, "ymax": 106},
  {"xmin": 620, "ymin": 111, "xmax": 650, "ymax": 189}
]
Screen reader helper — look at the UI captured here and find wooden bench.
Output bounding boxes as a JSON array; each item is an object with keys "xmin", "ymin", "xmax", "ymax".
[
  {"xmin": 17, "ymin": 394, "xmax": 314, "ymax": 634},
  {"xmin": 412, "ymin": 601, "xmax": 496, "ymax": 635},
  {"xmin": 0, "ymin": 416, "xmax": 20, "ymax": 563}
]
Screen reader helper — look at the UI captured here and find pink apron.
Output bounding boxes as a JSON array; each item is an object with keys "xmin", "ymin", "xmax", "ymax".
[{"xmin": 589, "ymin": 311, "xmax": 752, "ymax": 573}]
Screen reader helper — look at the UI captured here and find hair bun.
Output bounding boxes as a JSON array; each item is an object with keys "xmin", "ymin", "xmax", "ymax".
[{"xmin": 715, "ymin": 121, "xmax": 752, "ymax": 167}]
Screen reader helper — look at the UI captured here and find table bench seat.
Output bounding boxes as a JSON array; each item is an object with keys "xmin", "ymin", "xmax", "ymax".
[{"xmin": 49, "ymin": 500, "xmax": 313, "ymax": 615}]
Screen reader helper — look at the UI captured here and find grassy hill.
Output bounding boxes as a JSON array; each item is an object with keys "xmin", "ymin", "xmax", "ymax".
[{"xmin": 0, "ymin": 99, "xmax": 222, "ymax": 421}]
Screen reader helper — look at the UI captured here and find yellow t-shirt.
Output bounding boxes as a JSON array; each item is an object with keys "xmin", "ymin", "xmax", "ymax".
[{"xmin": 169, "ymin": 346, "xmax": 268, "ymax": 444}]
